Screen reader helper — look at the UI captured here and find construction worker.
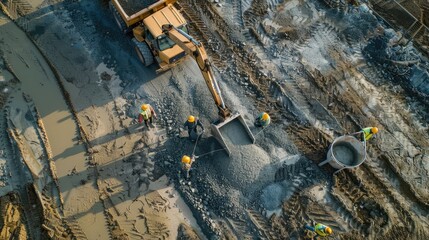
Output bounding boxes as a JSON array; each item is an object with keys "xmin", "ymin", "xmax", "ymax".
[
  {"xmin": 138, "ymin": 104, "xmax": 157, "ymax": 128},
  {"xmin": 183, "ymin": 115, "xmax": 204, "ymax": 141},
  {"xmin": 181, "ymin": 155, "xmax": 197, "ymax": 178},
  {"xmin": 352, "ymin": 127, "xmax": 379, "ymax": 142},
  {"xmin": 254, "ymin": 112, "xmax": 270, "ymax": 128},
  {"xmin": 305, "ymin": 222, "xmax": 333, "ymax": 239}
]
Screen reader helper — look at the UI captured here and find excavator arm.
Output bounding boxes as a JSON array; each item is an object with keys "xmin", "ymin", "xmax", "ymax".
[{"xmin": 162, "ymin": 24, "xmax": 231, "ymax": 119}]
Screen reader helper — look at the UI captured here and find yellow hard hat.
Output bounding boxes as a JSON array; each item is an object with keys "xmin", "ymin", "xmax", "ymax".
[
  {"xmin": 325, "ymin": 227, "xmax": 332, "ymax": 234},
  {"xmin": 262, "ymin": 113, "xmax": 269, "ymax": 121},
  {"xmin": 141, "ymin": 104, "xmax": 149, "ymax": 111},
  {"xmin": 188, "ymin": 115, "xmax": 195, "ymax": 123},
  {"xmin": 182, "ymin": 155, "xmax": 191, "ymax": 164},
  {"xmin": 372, "ymin": 127, "xmax": 379, "ymax": 134}
]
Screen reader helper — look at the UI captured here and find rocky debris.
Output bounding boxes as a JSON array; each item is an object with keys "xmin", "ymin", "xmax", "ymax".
[
  {"xmin": 178, "ymin": 178, "xmax": 221, "ymax": 236},
  {"xmin": 177, "ymin": 223, "xmax": 201, "ymax": 240},
  {"xmin": 0, "ymin": 0, "xmax": 428, "ymax": 239},
  {"xmin": 0, "ymin": 193, "xmax": 28, "ymax": 239},
  {"xmin": 0, "ymin": 162, "xmax": 8, "ymax": 188},
  {"xmin": 0, "ymin": 60, "xmax": 12, "ymax": 108},
  {"xmin": 213, "ymin": 145, "xmax": 271, "ymax": 193},
  {"xmin": 363, "ymin": 29, "xmax": 429, "ymax": 96},
  {"xmin": 99, "ymin": 71, "xmax": 112, "ymax": 81},
  {"xmin": 410, "ymin": 65, "xmax": 429, "ymax": 95}
]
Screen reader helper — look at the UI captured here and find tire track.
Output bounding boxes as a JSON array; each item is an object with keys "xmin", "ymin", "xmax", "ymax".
[
  {"xmin": 64, "ymin": 217, "xmax": 88, "ymax": 240},
  {"xmin": 181, "ymin": 0, "xmax": 429, "ymax": 238},
  {"xmin": 1, "ymin": 10, "xmax": 112, "ymax": 238},
  {"xmin": 181, "ymin": 0, "xmax": 304, "ymax": 125},
  {"xmin": 177, "ymin": 1, "xmax": 226, "ymax": 69},
  {"xmin": 286, "ymin": 125, "xmax": 332, "ymax": 163},
  {"xmin": 226, "ymin": 217, "xmax": 255, "ymax": 239},
  {"xmin": 232, "ymin": 0, "xmax": 244, "ymax": 27},
  {"xmin": 321, "ymin": 0, "xmax": 349, "ymax": 12},
  {"xmin": 305, "ymin": 199, "xmax": 346, "ymax": 233},
  {"xmin": 300, "ymin": 65, "xmax": 428, "ymax": 238},
  {"xmin": 266, "ymin": 0, "xmax": 282, "ymax": 12},
  {"xmin": 1, "ymin": 99, "xmax": 42, "ymax": 239},
  {"xmin": 325, "ymin": 190, "xmax": 367, "ymax": 235},
  {"xmin": 247, "ymin": 209, "xmax": 279, "ymax": 239},
  {"xmin": 332, "ymin": 171, "xmax": 387, "ymax": 236},
  {"xmin": 2, "ymin": 0, "xmax": 34, "ymax": 19},
  {"xmin": 280, "ymin": 192, "xmax": 305, "ymax": 239}
]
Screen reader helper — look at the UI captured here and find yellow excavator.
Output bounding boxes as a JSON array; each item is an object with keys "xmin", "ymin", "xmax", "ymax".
[
  {"xmin": 161, "ymin": 24, "xmax": 229, "ymax": 119},
  {"xmin": 110, "ymin": 0, "xmax": 254, "ymax": 154},
  {"xmin": 161, "ymin": 24, "xmax": 255, "ymax": 155},
  {"xmin": 110, "ymin": 0, "xmax": 189, "ymax": 72}
]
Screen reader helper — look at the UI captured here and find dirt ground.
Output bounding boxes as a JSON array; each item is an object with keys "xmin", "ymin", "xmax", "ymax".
[{"xmin": 0, "ymin": 0, "xmax": 428, "ymax": 239}]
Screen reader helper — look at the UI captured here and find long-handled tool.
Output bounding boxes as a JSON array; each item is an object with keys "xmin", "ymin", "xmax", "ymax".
[{"xmin": 253, "ymin": 125, "xmax": 271, "ymax": 138}]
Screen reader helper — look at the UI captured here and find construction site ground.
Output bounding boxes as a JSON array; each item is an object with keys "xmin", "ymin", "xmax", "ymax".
[{"xmin": 0, "ymin": 0, "xmax": 428, "ymax": 239}]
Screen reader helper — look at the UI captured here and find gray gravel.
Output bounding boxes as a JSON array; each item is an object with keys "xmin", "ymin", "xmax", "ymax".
[{"xmin": 212, "ymin": 119, "xmax": 274, "ymax": 193}]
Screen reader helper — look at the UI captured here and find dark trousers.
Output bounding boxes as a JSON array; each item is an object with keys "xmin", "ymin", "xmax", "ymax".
[
  {"xmin": 187, "ymin": 128, "xmax": 198, "ymax": 140},
  {"xmin": 305, "ymin": 225, "xmax": 315, "ymax": 232},
  {"xmin": 183, "ymin": 167, "xmax": 191, "ymax": 179},
  {"xmin": 144, "ymin": 116, "xmax": 153, "ymax": 127},
  {"xmin": 187, "ymin": 128, "xmax": 195, "ymax": 135}
]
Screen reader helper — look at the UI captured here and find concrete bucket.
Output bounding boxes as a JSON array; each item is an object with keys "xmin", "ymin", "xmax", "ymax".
[
  {"xmin": 211, "ymin": 113, "xmax": 255, "ymax": 156},
  {"xmin": 319, "ymin": 135, "xmax": 366, "ymax": 173}
]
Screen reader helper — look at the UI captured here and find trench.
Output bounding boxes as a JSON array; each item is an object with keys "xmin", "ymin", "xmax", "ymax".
[{"xmin": 0, "ymin": 12, "xmax": 109, "ymax": 239}]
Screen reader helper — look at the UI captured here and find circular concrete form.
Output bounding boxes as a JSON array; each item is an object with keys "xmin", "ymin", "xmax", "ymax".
[{"xmin": 325, "ymin": 135, "xmax": 366, "ymax": 169}]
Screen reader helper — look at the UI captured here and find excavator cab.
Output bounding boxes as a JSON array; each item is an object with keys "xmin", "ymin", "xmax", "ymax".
[{"xmin": 161, "ymin": 24, "xmax": 255, "ymax": 155}]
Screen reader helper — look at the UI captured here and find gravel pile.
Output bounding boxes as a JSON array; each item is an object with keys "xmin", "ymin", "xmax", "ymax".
[{"xmin": 213, "ymin": 119, "xmax": 273, "ymax": 193}]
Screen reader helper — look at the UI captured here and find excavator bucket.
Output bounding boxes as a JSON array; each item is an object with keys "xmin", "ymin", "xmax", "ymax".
[{"xmin": 210, "ymin": 113, "xmax": 255, "ymax": 156}]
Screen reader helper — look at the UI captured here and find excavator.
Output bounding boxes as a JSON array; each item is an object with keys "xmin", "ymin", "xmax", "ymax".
[
  {"xmin": 162, "ymin": 24, "xmax": 229, "ymax": 119},
  {"xmin": 109, "ymin": 0, "xmax": 254, "ymax": 155},
  {"xmin": 161, "ymin": 24, "xmax": 255, "ymax": 155}
]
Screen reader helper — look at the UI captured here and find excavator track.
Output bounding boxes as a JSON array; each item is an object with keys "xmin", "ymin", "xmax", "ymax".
[
  {"xmin": 176, "ymin": 1, "xmax": 226, "ymax": 69},
  {"xmin": 173, "ymin": 1, "xmax": 429, "ymax": 238}
]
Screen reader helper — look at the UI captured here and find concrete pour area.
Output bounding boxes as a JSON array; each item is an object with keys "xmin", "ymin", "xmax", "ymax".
[{"xmin": 0, "ymin": 0, "xmax": 429, "ymax": 239}]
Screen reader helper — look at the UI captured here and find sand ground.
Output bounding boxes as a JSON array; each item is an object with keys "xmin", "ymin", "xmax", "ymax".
[{"xmin": 0, "ymin": 0, "xmax": 428, "ymax": 239}]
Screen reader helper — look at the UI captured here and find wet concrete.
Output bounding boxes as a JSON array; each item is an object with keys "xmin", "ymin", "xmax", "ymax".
[
  {"xmin": 219, "ymin": 118, "xmax": 252, "ymax": 146},
  {"xmin": 0, "ymin": 12, "xmax": 109, "ymax": 239},
  {"xmin": 333, "ymin": 142, "xmax": 358, "ymax": 166},
  {"xmin": 216, "ymin": 118, "xmax": 272, "ymax": 192}
]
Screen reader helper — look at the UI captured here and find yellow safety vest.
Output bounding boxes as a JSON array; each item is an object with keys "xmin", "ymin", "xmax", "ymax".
[
  {"xmin": 140, "ymin": 108, "xmax": 151, "ymax": 120},
  {"xmin": 258, "ymin": 113, "xmax": 271, "ymax": 126},
  {"xmin": 362, "ymin": 127, "xmax": 373, "ymax": 141},
  {"xmin": 315, "ymin": 223, "xmax": 329, "ymax": 237}
]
